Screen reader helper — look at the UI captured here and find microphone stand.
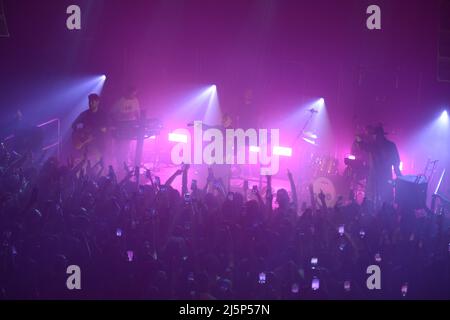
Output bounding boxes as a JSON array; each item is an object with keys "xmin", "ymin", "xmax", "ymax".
[{"xmin": 295, "ymin": 108, "xmax": 318, "ymax": 141}]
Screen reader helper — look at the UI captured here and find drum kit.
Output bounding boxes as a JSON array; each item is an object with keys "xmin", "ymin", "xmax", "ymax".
[
  {"xmin": 311, "ymin": 154, "xmax": 339, "ymax": 177},
  {"xmin": 293, "ymin": 106, "xmax": 369, "ymax": 206},
  {"xmin": 293, "ymin": 110, "xmax": 348, "ymax": 206},
  {"xmin": 311, "ymin": 176, "xmax": 338, "ymax": 207},
  {"xmin": 305, "ymin": 154, "xmax": 346, "ymax": 207}
]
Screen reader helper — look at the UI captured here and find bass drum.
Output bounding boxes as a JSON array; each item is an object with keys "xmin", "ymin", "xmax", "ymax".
[{"xmin": 312, "ymin": 177, "xmax": 337, "ymax": 207}]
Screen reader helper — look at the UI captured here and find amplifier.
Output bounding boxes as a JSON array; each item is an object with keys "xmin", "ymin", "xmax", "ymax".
[{"xmin": 395, "ymin": 175, "xmax": 428, "ymax": 209}]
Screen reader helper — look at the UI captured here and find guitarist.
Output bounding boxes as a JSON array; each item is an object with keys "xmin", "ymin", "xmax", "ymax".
[{"xmin": 72, "ymin": 93, "xmax": 108, "ymax": 160}]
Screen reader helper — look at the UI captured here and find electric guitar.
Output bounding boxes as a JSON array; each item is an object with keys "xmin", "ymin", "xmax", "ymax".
[{"xmin": 72, "ymin": 127, "xmax": 95, "ymax": 150}]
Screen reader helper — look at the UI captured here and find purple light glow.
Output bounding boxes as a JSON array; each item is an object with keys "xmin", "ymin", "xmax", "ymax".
[
  {"xmin": 168, "ymin": 133, "xmax": 188, "ymax": 143},
  {"xmin": 273, "ymin": 146, "xmax": 292, "ymax": 157}
]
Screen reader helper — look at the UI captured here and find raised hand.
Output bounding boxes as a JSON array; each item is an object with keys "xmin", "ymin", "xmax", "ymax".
[
  {"xmin": 287, "ymin": 169, "xmax": 293, "ymax": 180},
  {"xmin": 123, "ymin": 161, "xmax": 130, "ymax": 173},
  {"xmin": 265, "ymin": 175, "xmax": 273, "ymax": 201},
  {"xmin": 145, "ymin": 168, "xmax": 152, "ymax": 180},
  {"xmin": 95, "ymin": 157, "xmax": 104, "ymax": 169},
  {"xmin": 67, "ymin": 156, "xmax": 74, "ymax": 169},
  {"xmin": 266, "ymin": 175, "xmax": 272, "ymax": 189},
  {"xmin": 207, "ymin": 167, "xmax": 215, "ymax": 182},
  {"xmin": 318, "ymin": 189, "xmax": 326, "ymax": 202},
  {"xmin": 108, "ymin": 165, "xmax": 117, "ymax": 182}
]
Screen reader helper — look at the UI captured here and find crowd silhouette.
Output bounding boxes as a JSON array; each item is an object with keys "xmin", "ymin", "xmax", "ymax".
[{"xmin": 0, "ymin": 145, "xmax": 449, "ymax": 300}]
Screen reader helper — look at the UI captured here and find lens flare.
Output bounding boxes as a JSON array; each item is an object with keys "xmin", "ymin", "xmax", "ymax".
[
  {"xmin": 273, "ymin": 146, "xmax": 292, "ymax": 157},
  {"xmin": 168, "ymin": 133, "xmax": 188, "ymax": 143}
]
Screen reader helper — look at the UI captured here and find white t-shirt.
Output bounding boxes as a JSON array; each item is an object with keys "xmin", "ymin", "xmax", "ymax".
[{"xmin": 113, "ymin": 97, "xmax": 140, "ymax": 121}]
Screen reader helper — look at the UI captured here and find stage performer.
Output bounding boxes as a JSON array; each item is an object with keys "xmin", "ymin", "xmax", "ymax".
[
  {"xmin": 357, "ymin": 124, "xmax": 402, "ymax": 207},
  {"xmin": 72, "ymin": 93, "xmax": 109, "ymax": 162},
  {"xmin": 187, "ymin": 113, "xmax": 234, "ymax": 191},
  {"xmin": 111, "ymin": 86, "xmax": 141, "ymax": 167}
]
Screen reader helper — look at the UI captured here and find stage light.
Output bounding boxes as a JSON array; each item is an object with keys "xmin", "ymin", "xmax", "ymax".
[
  {"xmin": 205, "ymin": 84, "xmax": 217, "ymax": 94},
  {"xmin": 273, "ymin": 146, "xmax": 292, "ymax": 157},
  {"xmin": 91, "ymin": 75, "xmax": 107, "ymax": 95},
  {"xmin": 440, "ymin": 110, "xmax": 448, "ymax": 123},
  {"xmin": 309, "ymin": 98, "xmax": 326, "ymax": 111},
  {"xmin": 403, "ymin": 108, "xmax": 449, "ymax": 184},
  {"xmin": 168, "ymin": 133, "xmax": 188, "ymax": 143},
  {"xmin": 304, "ymin": 131, "xmax": 318, "ymax": 140},
  {"xmin": 347, "ymin": 154, "xmax": 356, "ymax": 160},
  {"xmin": 249, "ymin": 145, "xmax": 260, "ymax": 153},
  {"xmin": 435, "ymin": 169, "xmax": 446, "ymax": 194},
  {"xmin": 302, "ymin": 137, "xmax": 317, "ymax": 145},
  {"xmin": 399, "ymin": 161, "xmax": 403, "ymax": 171},
  {"xmin": 203, "ymin": 84, "xmax": 221, "ymax": 125}
]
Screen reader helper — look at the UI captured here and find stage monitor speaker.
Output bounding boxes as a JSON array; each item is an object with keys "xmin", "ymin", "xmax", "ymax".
[{"xmin": 395, "ymin": 175, "xmax": 428, "ymax": 209}]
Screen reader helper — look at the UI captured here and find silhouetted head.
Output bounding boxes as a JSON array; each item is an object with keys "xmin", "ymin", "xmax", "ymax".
[
  {"xmin": 88, "ymin": 93, "xmax": 100, "ymax": 112},
  {"xmin": 276, "ymin": 188, "xmax": 290, "ymax": 209},
  {"xmin": 370, "ymin": 124, "xmax": 388, "ymax": 141}
]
